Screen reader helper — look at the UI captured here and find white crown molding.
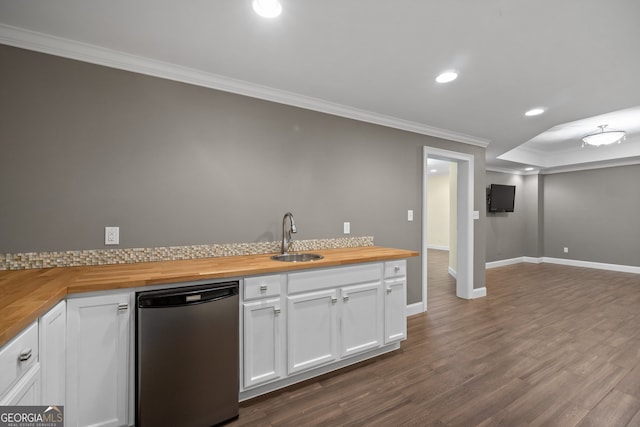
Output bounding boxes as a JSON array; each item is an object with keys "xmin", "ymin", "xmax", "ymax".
[
  {"xmin": 0, "ymin": 23, "xmax": 490, "ymax": 148},
  {"xmin": 541, "ymin": 157, "xmax": 640, "ymax": 175},
  {"xmin": 485, "ymin": 166, "xmax": 540, "ymax": 176}
]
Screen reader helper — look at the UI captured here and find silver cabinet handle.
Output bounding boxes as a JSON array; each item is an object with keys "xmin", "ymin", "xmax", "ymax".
[
  {"xmin": 331, "ymin": 297, "xmax": 337, "ymax": 304},
  {"xmin": 394, "ymin": 266, "xmax": 400, "ymax": 272},
  {"xmin": 118, "ymin": 303, "xmax": 128, "ymax": 312},
  {"xmin": 19, "ymin": 348, "xmax": 32, "ymax": 362},
  {"xmin": 343, "ymin": 295, "xmax": 349, "ymax": 302},
  {"xmin": 274, "ymin": 307, "xmax": 281, "ymax": 315},
  {"xmin": 387, "ymin": 288, "xmax": 393, "ymax": 294},
  {"xmin": 260, "ymin": 285, "xmax": 268, "ymax": 292}
]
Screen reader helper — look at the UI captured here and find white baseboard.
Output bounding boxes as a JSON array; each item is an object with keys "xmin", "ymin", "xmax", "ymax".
[
  {"xmin": 486, "ymin": 257, "xmax": 526, "ymax": 269},
  {"xmin": 472, "ymin": 287, "xmax": 487, "ymax": 299},
  {"xmin": 542, "ymin": 257, "xmax": 640, "ymax": 274},
  {"xmin": 406, "ymin": 302, "xmax": 424, "ymax": 316},
  {"xmin": 486, "ymin": 256, "xmax": 639, "ymax": 274},
  {"xmin": 448, "ymin": 266, "xmax": 457, "ymax": 278},
  {"xmin": 427, "ymin": 245, "xmax": 449, "ymax": 251}
]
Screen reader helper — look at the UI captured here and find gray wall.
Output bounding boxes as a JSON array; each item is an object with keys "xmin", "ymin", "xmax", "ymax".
[
  {"xmin": 0, "ymin": 45, "xmax": 487, "ymax": 303},
  {"xmin": 487, "ymin": 165, "xmax": 640, "ymax": 267},
  {"xmin": 485, "ymin": 171, "xmax": 526, "ymax": 262},
  {"xmin": 543, "ymin": 165, "xmax": 640, "ymax": 266}
]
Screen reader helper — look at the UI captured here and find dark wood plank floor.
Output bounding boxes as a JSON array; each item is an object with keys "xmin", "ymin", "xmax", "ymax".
[{"xmin": 228, "ymin": 250, "xmax": 640, "ymax": 426}]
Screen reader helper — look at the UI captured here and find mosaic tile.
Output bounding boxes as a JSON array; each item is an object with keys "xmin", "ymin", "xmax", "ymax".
[{"xmin": 0, "ymin": 236, "xmax": 374, "ymax": 270}]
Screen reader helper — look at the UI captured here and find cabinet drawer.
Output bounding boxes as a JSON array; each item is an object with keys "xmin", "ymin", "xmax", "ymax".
[
  {"xmin": 244, "ymin": 275, "xmax": 282, "ymax": 300},
  {"xmin": 0, "ymin": 321, "xmax": 39, "ymax": 399},
  {"xmin": 384, "ymin": 260, "xmax": 406, "ymax": 278}
]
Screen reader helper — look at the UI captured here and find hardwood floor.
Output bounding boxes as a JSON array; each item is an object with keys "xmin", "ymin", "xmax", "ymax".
[{"xmin": 228, "ymin": 251, "xmax": 640, "ymax": 426}]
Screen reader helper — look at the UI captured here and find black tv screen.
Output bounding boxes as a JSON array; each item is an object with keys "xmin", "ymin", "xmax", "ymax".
[{"xmin": 488, "ymin": 184, "xmax": 515, "ymax": 212}]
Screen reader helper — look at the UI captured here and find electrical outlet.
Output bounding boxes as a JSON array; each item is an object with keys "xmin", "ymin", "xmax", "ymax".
[
  {"xmin": 407, "ymin": 210, "xmax": 414, "ymax": 221},
  {"xmin": 105, "ymin": 227, "xmax": 120, "ymax": 245},
  {"xmin": 343, "ymin": 222, "xmax": 351, "ymax": 234},
  {"xmin": 563, "ymin": 247, "xmax": 568, "ymax": 253}
]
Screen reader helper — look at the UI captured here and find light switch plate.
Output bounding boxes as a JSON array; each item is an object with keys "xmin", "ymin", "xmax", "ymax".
[
  {"xmin": 472, "ymin": 211, "xmax": 480, "ymax": 220},
  {"xmin": 105, "ymin": 226, "xmax": 120, "ymax": 245},
  {"xmin": 343, "ymin": 222, "xmax": 351, "ymax": 234},
  {"xmin": 407, "ymin": 210, "xmax": 414, "ymax": 221}
]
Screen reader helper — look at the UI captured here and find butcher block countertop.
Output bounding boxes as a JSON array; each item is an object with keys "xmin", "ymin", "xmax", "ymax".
[{"xmin": 0, "ymin": 246, "xmax": 418, "ymax": 348}]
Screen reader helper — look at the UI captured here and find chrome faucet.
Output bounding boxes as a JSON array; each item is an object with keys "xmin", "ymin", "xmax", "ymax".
[{"xmin": 281, "ymin": 212, "xmax": 297, "ymax": 254}]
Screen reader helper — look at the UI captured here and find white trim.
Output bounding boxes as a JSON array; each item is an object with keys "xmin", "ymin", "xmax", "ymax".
[
  {"xmin": 427, "ymin": 245, "xmax": 449, "ymax": 251},
  {"xmin": 472, "ymin": 287, "xmax": 487, "ymax": 299},
  {"xmin": 0, "ymin": 24, "xmax": 490, "ymax": 148},
  {"xmin": 486, "ymin": 257, "xmax": 525, "ymax": 269},
  {"xmin": 448, "ymin": 266, "xmax": 457, "ymax": 279},
  {"xmin": 423, "ymin": 147, "xmax": 476, "ymax": 305},
  {"xmin": 542, "ymin": 257, "xmax": 640, "ymax": 274},
  {"xmin": 486, "ymin": 256, "xmax": 638, "ymax": 274},
  {"xmin": 406, "ymin": 302, "xmax": 424, "ymax": 317},
  {"xmin": 540, "ymin": 158, "xmax": 640, "ymax": 175},
  {"xmin": 486, "ymin": 166, "xmax": 540, "ymax": 176}
]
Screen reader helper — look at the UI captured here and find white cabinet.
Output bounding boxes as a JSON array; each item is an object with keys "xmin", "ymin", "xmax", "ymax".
[
  {"xmin": 243, "ymin": 298, "xmax": 284, "ymax": 388},
  {"xmin": 287, "ymin": 289, "xmax": 338, "ymax": 374},
  {"xmin": 242, "ymin": 275, "xmax": 285, "ymax": 389},
  {"xmin": 66, "ymin": 292, "xmax": 131, "ymax": 427},
  {"xmin": 40, "ymin": 300, "xmax": 66, "ymax": 406},
  {"xmin": 384, "ymin": 260, "xmax": 407, "ymax": 344},
  {"xmin": 340, "ymin": 282, "xmax": 383, "ymax": 357},
  {"xmin": 286, "ymin": 263, "xmax": 383, "ymax": 375},
  {"xmin": 0, "ymin": 364, "xmax": 40, "ymax": 405},
  {"xmin": 0, "ymin": 321, "xmax": 39, "ymax": 404}
]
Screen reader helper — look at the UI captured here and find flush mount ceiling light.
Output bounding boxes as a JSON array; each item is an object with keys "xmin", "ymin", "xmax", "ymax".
[
  {"xmin": 435, "ymin": 71, "xmax": 458, "ymax": 83},
  {"xmin": 252, "ymin": 0, "xmax": 282, "ymax": 18},
  {"xmin": 525, "ymin": 108, "xmax": 545, "ymax": 117},
  {"xmin": 581, "ymin": 124, "xmax": 626, "ymax": 147}
]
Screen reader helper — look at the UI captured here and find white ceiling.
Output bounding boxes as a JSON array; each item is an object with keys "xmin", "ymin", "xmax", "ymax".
[{"xmin": 1, "ymin": 0, "xmax": 639, "ymax": 173}]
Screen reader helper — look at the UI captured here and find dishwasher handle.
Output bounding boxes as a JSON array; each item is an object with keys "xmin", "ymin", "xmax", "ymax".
[{"xmin": 138, "ymin": 282, "xmax": 238, "ymax": 308}]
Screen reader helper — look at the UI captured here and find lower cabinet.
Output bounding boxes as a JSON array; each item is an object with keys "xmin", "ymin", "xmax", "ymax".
[
  {"xmin": 243, "ymin": 297, "xmax": 284, "ymax": 388},
  {"xmin": 66, "ymin": 292, "xmax": 132, "ymax": 427},
  {"xmin": 241, "ymin": 261, "xmax": 407, "ymax": 398},
  {"xmin": 0, "ymin": 364, "xmax": 40, "ymax": 405},
  {"xmin": 287, "ymin": 289, "xmax": 339, "ymax": 374},
  {"xmin": 40, "ymin": 300, "xmax": 66, "ymax": 406}
]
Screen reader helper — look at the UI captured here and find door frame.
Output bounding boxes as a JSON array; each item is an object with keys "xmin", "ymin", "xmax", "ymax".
[{"xmin": 422, "ymin": 146, "xmax": 475, "ymax": 311}]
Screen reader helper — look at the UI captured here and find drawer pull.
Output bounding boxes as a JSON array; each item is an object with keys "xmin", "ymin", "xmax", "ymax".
[
  {"xmin": 260, "ymin": 285, "xmax": 268, "ymax": 292},
  {"xmin": 19, "ymin": 348, "xmax": 32, "ymax": 362},
  {"xmin": 394, "ymin": 266, "xmax": 400, "ymax": 273},
  {"xmin": 274, "ymin": 307, "xmax": 281, "ymax": 315},
  {"xmin": 331, "ymin": 297, "xmax": 338, "ymax": 304},
  {"xmin": 118, "ymin": 303, "xmax": 129, "ymax": 312},
  {"xmin": 387, "ymin": 288, "xmax": 393, "ymax": 294},
  {"xmin": 343, "ymin": 295, "xmax": 349, "ymax": 302}
]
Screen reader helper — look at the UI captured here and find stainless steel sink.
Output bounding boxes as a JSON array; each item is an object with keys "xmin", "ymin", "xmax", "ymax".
[{"xmin": 271, "ymin": 253, "xmax": 324, "ymax": 262}]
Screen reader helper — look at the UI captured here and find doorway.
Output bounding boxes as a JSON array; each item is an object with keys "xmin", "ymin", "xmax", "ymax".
[{"xmin": 422, "ymin": 146, "xmax": 475, "ymax": 312}]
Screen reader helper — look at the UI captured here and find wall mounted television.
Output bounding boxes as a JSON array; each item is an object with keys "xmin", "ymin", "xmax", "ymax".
[{"xmin": 487, "ymin": 184, "xmax": 516, "ymax": 212}]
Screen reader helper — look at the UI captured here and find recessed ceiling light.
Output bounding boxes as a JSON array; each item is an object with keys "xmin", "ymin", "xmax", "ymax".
[
  {"xmin": 525, "ymin": 167, "xmax": 535, "ymax": 171},
  {"xmin": 525, "ymin": 108, "xmax": 545, "ymax": 117},
  {"xmin": 252, "ymin": 0, "xmax": 282, "ymax": 18},
  {"xmin": 435, "ymin": 71, "xmax": 458, "ymax": 84}
]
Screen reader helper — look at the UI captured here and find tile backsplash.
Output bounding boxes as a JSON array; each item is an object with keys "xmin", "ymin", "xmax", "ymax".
[{"xmin": 0, "ymin": 236, "xmax": 375, "ymax": 270}]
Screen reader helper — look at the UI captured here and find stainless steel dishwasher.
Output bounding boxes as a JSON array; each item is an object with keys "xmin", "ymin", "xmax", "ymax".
[{"xmin": 136, "ymin": 281, "xmax": 239, "ymax": 427}]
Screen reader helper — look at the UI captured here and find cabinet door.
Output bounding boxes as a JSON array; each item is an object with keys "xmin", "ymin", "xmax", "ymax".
[
  {"xmin": 287, "ymin": 290, "xmax": 338, "ymax": 374},
  {"xmin": 340, "ymin": 282, "xmax": 383, "ymax": 358},
  {"xmin": 384, "ymin": 278, "xmax": 407, "ymax": 344},
  {"xmin": 243, "ymin": 298, "xmax": 283, "ymax": 389},
  {"xmin": 0, "ymin": 364, "xmax": 40, "ymax": 406},
  {"xmin": 66, "ymin": 293, "xmax": 131, "ymax": 427},
  {"xmin": 40, "ymin": 300, "xmax": 66, "ymax": 406}
]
